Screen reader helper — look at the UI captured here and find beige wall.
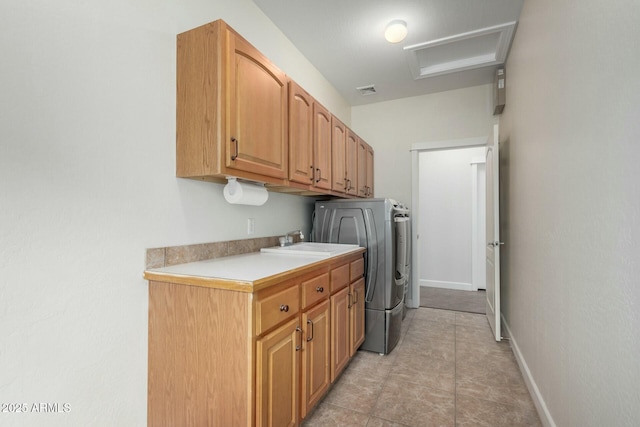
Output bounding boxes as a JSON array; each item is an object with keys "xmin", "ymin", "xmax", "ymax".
[
  {"xmin": 0, "ymin": 1, "xmax": 347, "ymax": 425},
  {"xmin": 499, "ymin": 0, "xmax": 640, "ymax": 425},
  {"xmin": 351, "ymin": 84, "xmax": 496, "ymax": 206}
]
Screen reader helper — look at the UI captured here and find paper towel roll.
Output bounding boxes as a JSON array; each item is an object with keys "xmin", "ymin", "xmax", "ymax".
[{"xmin": 223, "ymin": 178, "xmax": 269, "ymax": 206}]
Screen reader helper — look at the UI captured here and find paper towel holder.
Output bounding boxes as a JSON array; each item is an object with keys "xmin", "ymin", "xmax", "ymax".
[
  {"xmin": 223, "ymin": 176, "xmax": 269, "ymax": 206},
  {"xmin": 225, "ymin": 176, "xmax": 266, "ymax": 189}
]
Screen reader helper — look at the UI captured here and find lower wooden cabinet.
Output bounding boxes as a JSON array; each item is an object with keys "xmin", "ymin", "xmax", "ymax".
[
  {"xmin": 301, "ymin": 299, "xmax": 331, "ymax": 418},
  {"xmin": 256, "ymin": 318, "xmax": 300, "ymax": 427},
  {"xmin": 147, "ymin": 251, "xmax": 365, "ymax": 427},
  {"xmin": 330, "ymin": 257, "xmax": 366, "ymax": 381},
  {"xmin": 349, "ymin": 278, "xmax": 366, "ymax": 357},
  {"xmin": 330, "ymin": 286, "xmax": 350, "ymax": 382}
]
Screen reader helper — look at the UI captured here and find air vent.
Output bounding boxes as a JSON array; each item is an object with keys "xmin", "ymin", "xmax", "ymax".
[{"xmin": 356, "ymin": 85, "xmax": 377, "ymax": 96}]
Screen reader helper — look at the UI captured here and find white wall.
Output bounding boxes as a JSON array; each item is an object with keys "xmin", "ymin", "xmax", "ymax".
[
  {"xmin": 0, "ymin": 1, "xmax": 348, "ymax": 425},
  {"xmin": 418, "ymin": 147, "xmax": 485, "ymax": 290},
  {"xmin": 351, "ymin": 84, "xmax": 496, "ymax": 208},
  {"xmin": 499, "ymin": 0, "xmax": 640, "ymax": 425}
]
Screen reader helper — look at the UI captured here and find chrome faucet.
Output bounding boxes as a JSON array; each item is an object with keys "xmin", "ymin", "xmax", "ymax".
[{"xmin": 281, "ymin": 230, "xmax": 304, "ymax": 246}]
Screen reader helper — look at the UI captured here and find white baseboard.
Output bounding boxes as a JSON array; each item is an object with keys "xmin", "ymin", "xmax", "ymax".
[
  {"xmin": 501, "ymin": 314, "xmax": 556, "ymax": 427},
  {"xmin": 420, "ymin": 280, "xmax": 473, "ymax": 291}
]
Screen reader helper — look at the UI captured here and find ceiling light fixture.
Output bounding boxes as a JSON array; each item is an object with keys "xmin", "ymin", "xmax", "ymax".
[{"xmin": 385, "ymin": 20, "xmax": 407, "ymax": 43}]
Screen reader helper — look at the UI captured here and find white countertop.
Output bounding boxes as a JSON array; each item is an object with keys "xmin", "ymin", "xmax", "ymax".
[
  {"xmin": 144, "ymin": 245, "xmax": 364, "ymax": 290},
  {"xmin": 147, "ymin": 252, "xmax": 326, "ymax": 282}
]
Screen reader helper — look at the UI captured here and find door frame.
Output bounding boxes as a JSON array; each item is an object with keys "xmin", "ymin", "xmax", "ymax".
[
  {"xmin": 471, "ymin": 157, "xmax": 486, "ymax": 291},
  {"xmin": 408, "ymin": 137, "xmax": 488, "ymax": 308}
]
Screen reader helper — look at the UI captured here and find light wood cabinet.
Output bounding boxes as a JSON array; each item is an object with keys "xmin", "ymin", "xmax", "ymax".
[
  {"xmin": 312, "ymin": 103, "xmax": 332, "ymax": 190},
  {"xmin": 330, "ymin": 286, "xmax": 350, "ymax": 382},
  {"xmin": 176, "ymin": 19, "xmax": 288, "ymax": 184},
  {"xmin": 349, "ymin": 277, "xmax": 366, "ymax": 357},
  {"xmin": 331, "ymin": 119, "xmax": 359, "ymax": 196},
  {"xmin": 331, "ymin": 116, "xmax": 347, "ymax": 193},
  {"xmin": 147, "ymin": 250, "xmax": 365, "ymax": 427},
  {"xmin": 288, "ymin": 80, "xmax": 332, "ymax": 191},
  {"xmin": 301, "ymin": 299, "xmax": 330, "ymax": 418},
  {"xmin": 357, "ymin": 138, "xmax": 374, "ymax": 198},
  {"xmin": 176, "ymin": 19, "xmax": 374, "ymax": 198},
  {"xmin": 288, "ymin": 81, "xmax": 314, "ymax": 185},
  {"xmin": 329, "ymin": 255, "xmax": 366, "ymax": 381},
  {"xmin": 365, "ymin": 143, "xmax": 374, "ymax": 197},
  {"xmin": 256, "ymin": 317, "xmax": 300, "ymax": 427},
  {"xmin": 345, "ymin": 129, "xmax": 358, "ymax": 196}
]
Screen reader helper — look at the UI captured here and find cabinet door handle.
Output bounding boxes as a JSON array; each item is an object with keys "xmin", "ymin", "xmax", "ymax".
[
  {"xmin": 279, "ymin": 304, "xmax": 289, "ymax": 312},
  {"xmin": 310, "ymin": 166, "xmax": 314, "ymax": 182},
  {"xmin": 306, "ymin": 319, "xmax": 314, "ymax": 342},
  {"xmin": 316, "ymin": 286, "xmax": 324, "ymax": 293},
  {"xmin": 230, "ymin": 137, "xmax": 239, "ymax": 161},
  {"xmin": 315, "ymin": 168, "xmax": 321, "ymax": 183},
  {"xmin": 348, "ymin": 292, "xmax": 353, "ymax": 309},
  {"xmin": 295, "ymin": 326, "xmax": 302, "ymax": 351}
]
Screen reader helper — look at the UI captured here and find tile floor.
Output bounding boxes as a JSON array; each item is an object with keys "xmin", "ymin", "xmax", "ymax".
[
  {"xmin": 302, "ymin": 307, "xmax": 541, "ymax": 427},
  {"xmin": 419, "ymin": 287, "xmax": 486, "ymax": 315}
]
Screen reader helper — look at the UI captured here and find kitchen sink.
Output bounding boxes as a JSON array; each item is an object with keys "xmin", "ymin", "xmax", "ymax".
[{"xmin": 260, "ymin": 242, "xmax": 360, "ymax": 257}]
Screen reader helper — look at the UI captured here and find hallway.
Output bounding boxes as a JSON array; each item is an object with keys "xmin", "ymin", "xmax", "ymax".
[{"xmin": 302, "ymin": 307, "xmax": 541, "ymax": 426}]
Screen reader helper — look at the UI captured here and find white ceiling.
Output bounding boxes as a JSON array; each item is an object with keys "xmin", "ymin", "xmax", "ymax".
[{"xmin": 252, "ymin": 0, "xmax": 524, "ymax": 106}]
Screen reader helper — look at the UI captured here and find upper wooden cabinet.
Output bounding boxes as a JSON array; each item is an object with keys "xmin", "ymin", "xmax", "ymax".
[
  {"xmin": 176, "ymin": 19, "xmax": 288, "ymax": 183},
  {"xmin": 288, "ymin": 81, "xmax": 332, "ymax": 191},
  {"xmin": 345, "ymin": 129, "xmax": 359, "ymax": 196},
  {"xmin": 331, "ymin": 117, "xmax": 347, "ymax": 193},
  {"xmin": 365, "ymin": 143, "xmax": 374, "ymax": 197},
  {"xmin": 357, "ymin": 139, "xmax": 366, "ymax": 197},
  {"xmin": 356, "ymin": 138, "xmax": 374, "ymax": 198},
  {"xmin": 175, "ymin": 19, "xmax": 373, "ymax": 197},
  {"xmin": 312, "ymin": 103, "xmax": 332, "ymax": 190},
  {"xmin": 288, "ymin": 81, "xmax": 314, "ymax": 185}
]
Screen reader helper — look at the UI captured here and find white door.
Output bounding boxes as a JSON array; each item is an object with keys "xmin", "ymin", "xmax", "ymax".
[{"xmin": 485, "ymin": 124, "xmax": 501, "ymax": 341}]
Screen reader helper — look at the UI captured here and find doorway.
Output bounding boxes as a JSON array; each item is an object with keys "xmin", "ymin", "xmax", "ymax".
[{"xmin": 407, "ymin": 137, "xmax": 487, "ymax": 312}]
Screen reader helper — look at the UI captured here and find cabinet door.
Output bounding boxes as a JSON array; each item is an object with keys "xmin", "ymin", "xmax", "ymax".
[
  {"xmin": 301, "ymin": 299, "xmax": 331, "ymax": 419},
  {"xmin": 345, "ymin": 129, "xmax": 358, "ymax": 196},
  {"xmin": 331, "ymin": 117, "xmax": 347, "ymax": 193},
  {"xmin": 256, "ymin": 318, "xmax": 300, "ymax": 427},
  {"xmin": 365, "ymin": 144, "xmax": 374, "ymax": 198},
  {"xmin": 313, "ymin": 103, "xmax": 332, "ymax": 190},
  {"xmin": 349, "ymin": 278, "xmax": 366, "ymax": 356},
  {"xmin": 330, "ymin": 286, "xmax": 350, "ymax": 382},
  {"xmin": 288, "ymin": 81, "xmax": 314, "ymax": 185},
  {"xmin": 357, "ymin": 138, "xmax": 367, "ymax": 198},
  {"xmin": 227, "ymin": 30, "xmax": 288, "ymax": 179}
]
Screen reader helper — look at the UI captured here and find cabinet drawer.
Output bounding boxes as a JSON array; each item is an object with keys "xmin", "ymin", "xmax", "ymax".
[
  {"xmin": 301, "ymin": 273, "xmax": 329, "ymax": 309},
  {"xmin": 350, "ymin": 258, "xmax": 364, "ymax": 282},
  {"xmin": 255, "ymin": 284, "xmax": 300, "ymax": 336},
  {"xmin": 330, "ymin": 263, "xmax": 349, "ymax": 293}
]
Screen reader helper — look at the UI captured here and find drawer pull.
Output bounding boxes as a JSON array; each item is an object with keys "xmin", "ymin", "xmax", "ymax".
[
  {"xmin": 279, "ymin": 304, "xmax": 289, "ymax": 312},
  {"xmin": 230, "ymin": 137, "xmax": 239, "ymax": 161},
  {"xmin": 306, "ymin": 319, "xmax": 314, "ymax": 342},
  {"xmin": 316, "ymin": 286, "xmax": 324, "ymax": 293}
]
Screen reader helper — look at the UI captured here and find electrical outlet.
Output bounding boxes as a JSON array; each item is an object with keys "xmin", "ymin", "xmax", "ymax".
[{"xmin": 247, "ymin": 218, "xmax": 255, "ymax": 235}]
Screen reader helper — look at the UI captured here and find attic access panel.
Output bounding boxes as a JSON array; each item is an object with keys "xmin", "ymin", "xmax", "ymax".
[{"xmin": 404, "ymin": 22, "xmax": 516, "ymax": 79}]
